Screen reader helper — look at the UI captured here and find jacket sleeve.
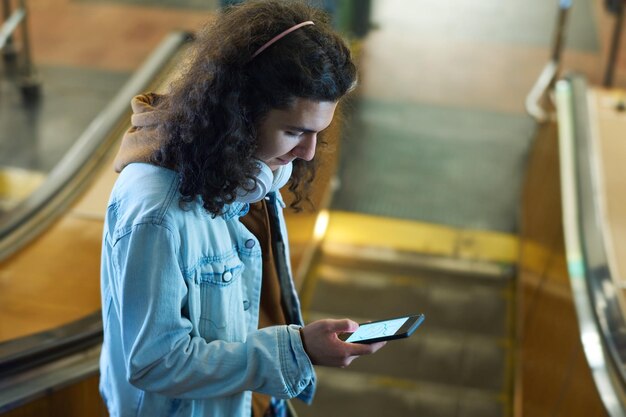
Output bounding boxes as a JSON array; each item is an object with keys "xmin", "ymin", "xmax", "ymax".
[{"xmin": 110, "ymin": 222, "xmax": 315, "ymax": 399}]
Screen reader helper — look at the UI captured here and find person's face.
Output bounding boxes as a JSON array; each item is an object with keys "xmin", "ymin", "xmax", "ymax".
[{"xmin": 255, "ymin": 98, "xmax": 338, "ymax": 171}]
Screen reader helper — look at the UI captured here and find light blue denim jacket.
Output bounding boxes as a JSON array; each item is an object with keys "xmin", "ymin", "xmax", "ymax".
[{"xmin": 100, "ymin": 163, "xmax": 316, "ymax": 417}]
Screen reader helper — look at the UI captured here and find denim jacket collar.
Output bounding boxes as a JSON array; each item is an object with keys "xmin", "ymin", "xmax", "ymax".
[
  {"xmin": 221, "ymin": 191, "xmax": 286, "ymax": 221},
  {"xmin": 222, "ymin": 201, "xmax": 249, "ymax": 220}
]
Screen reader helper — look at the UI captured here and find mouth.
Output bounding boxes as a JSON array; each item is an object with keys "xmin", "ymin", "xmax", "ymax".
[{"xmin": 275, "ymin": 158, "xmax": 292, "ymax": 165}]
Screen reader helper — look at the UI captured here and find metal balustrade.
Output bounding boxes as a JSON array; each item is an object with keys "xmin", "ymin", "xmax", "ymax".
[{"xmin": 0, "ymin": 0, "xmax": 40, "ymax": 101}]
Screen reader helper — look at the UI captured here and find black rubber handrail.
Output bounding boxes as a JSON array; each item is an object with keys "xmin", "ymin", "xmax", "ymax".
[
  {"xmin": 0, "ymin": 312, "xmax": 102, "ymax": 379},
  {"xmin": 0, "ymin": 31, "xmax": 192, "ymax": 407},
  {"xmin": 0, "ymin": 31, "xmax": 193, "ymax": 262},
  {"xmin": 570, "ymin": 75, "xmax": 626, "ymax": 384},
  {"xmin": 557, "ymin": 74, "xmax": 626, "ymax": 416}
]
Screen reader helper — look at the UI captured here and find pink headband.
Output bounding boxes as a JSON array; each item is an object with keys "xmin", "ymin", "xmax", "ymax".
[{"xmin": 251, "ymin": 21, "xmax": 315, "ymax": 59}]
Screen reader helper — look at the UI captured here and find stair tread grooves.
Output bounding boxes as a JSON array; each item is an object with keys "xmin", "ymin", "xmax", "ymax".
[
  {"xmin": 305, "ymin": 275, "xmax": 512, "ymax": 337},
  {"xmin": 301, "ymin": 367, "xmax": 508, "ymax": 401},
  {"xmin": 298, "ymin": 251, "xmax": 515, "ymax": 417}
]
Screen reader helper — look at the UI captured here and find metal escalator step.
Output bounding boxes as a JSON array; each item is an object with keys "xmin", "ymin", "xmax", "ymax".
[
  {"xmin": 305, "ymin": 262, "xmax": 513, "ymax": 338},
  {"xmin": 321, "ymin": 241, "xmax": 514, "ymax": 281},
  {"xmin": 298, "ymin": 249, "xmax": 515, "ymax": 416},
  {"xmin": 305, "ymin": 310, "xmax": 510, "ymax": 393},
  {"xmin": 292, "ymin": 368, "xmax": 506, "ymax": 417}
]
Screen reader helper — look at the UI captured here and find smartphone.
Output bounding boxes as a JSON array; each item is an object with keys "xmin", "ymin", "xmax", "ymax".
[{"xmin": 339, "ymin": 314, "xmax": 425, "ymax": 344}]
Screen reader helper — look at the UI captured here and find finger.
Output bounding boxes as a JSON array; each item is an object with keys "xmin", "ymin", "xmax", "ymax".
[
  {"xmin": 343, "ymin": 355, "xmax": 359, "ymax": 367},
  {"xmin": 327, "ymin": 318, "xmax": 359, "ymax": 333},
  {"xmin": 369, "ymin": 341, "xmax": 387, "ymax": 353},
  {"xmin": 346, "ymin": 340, "xmax": 387, "ymax": 356}
]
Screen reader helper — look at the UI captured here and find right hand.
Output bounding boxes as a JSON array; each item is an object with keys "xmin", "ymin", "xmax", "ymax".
[{"xmin": 300, "ymin": 319, "xmax": 386, "ymax": 368}]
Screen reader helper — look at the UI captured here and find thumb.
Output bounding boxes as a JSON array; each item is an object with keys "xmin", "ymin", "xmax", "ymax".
[{"xmin": 328, "ymin": 319, "xmax": 359, "ymax": 333}]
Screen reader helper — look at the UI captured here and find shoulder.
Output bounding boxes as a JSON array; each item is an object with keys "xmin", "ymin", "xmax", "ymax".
[
  {"xmin": 114, "ymin": 163, "xmax": 178, "ymax": 210},
  {"xmin": 105, "ymin": 163, "xmax": 237, "ymax": 235},
  {"xmin": 106, "ymin": 163, "xmax": 185, "ymax": 236}
]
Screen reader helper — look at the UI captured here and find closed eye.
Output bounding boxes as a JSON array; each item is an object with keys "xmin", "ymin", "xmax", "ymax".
[{"xmin": 285, "ymin": 125, "xmax": 317, "ymax": 136}]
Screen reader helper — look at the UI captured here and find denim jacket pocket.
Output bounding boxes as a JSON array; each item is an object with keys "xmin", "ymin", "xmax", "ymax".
[{"xmin": 195, "ymin": 256, "xmax": 246, "ymax": 342}]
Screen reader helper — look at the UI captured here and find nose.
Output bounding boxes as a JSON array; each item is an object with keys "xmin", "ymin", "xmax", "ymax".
[{"xmin": 292, "ymin": 134, "xmax": 317, "ymax": 161}]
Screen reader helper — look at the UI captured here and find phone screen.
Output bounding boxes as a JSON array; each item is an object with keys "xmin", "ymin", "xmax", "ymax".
[{"xmin": 344, "ymin": 316, "xmax": 410, "ymax": 343}]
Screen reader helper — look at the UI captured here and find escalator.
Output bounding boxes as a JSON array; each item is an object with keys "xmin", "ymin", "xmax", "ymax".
[
  {"xmin": 1, "ymin": 22, "xmax": 626, "ymax": 417},
  {"xmin": 294, "ymin": 230, "xmax": 515, "ymax": 417},
  {"xmin": 292, "ymin": 72, "xmax": 626, "ymax": 416},
  {"xmin": 514, "ymin": 73, "xmax": 626, "ymax": 417},
  {"xmin": 0, "ymin": 31, "xmax": 192, "ymax": 414},
  {"xmin": 552, "ymin": 75, "xmax": 626, "ymax": 415}
]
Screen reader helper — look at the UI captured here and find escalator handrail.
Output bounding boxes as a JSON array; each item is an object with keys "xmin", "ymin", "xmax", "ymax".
[
  {"xmin": 0, "ymin": 31, "xmax": 192, "ymax": 407},
  {"xmin": 0, "ymin": 31, "xmax": 193, "ymax": 262},
  {"xmin": 0, "ymin": 312, "xmax": 102, "ymax": 379},
  {"xmin": 556, "ymin": 74, "xmax": 626, "ymax": 416}
]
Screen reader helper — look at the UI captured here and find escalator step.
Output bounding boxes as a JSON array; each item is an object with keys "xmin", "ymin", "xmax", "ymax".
[
  {"xmin": 292, "ymin": 368, "xmax": 506, "ymax": 417},
  {"xmin": 298, "ymin": 251, "xmax": 514, "ymax": 416},
  {"xmin": 305, "ymin": 263, "xmax": 512, "ymax": 338}
]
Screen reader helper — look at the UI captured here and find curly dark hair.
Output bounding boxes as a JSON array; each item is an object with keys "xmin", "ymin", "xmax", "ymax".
[{"xmin": 155, "ymin": 0, "xmax": 357, "ymax": 216}]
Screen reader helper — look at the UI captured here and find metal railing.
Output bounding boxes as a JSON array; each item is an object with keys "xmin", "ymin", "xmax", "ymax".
[
  {"xmin": 0, "ymin": 0, "xmax": 39, "ymax": 101},
  {"xmin": 525, "ymin": 0, "xmax": 571, "ymax": 123},
  {"xmin": 603, "ymin": 0, "xmax": 625, "ymax": 87},
  {"xmin": 527, "ymin": 0, "xmax": 626, "ymax": 121}
]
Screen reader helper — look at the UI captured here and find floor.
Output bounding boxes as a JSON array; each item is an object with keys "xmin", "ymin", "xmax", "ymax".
[
  {"xmin": 2, "ymin": 0, "xmax": 625, "ymax": 416},
  {"xmin": 1, "ymin": 0, "xmax": 620, "ymax": 228},
  {"xmin": 332, "ymin": 0, "xmax": 606, "ymax": 233}
]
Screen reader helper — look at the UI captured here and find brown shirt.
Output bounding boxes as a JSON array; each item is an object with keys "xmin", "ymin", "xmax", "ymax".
[{"xmin": 240, "ymin": 199, "xmax": 288, "ymax": 417}]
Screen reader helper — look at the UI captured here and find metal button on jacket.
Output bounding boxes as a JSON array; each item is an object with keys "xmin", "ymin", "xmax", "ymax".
[
  {"xmin": 222, "ymin": 271, "xmax": 233, "ymax": 282},
  {"xmin": 245, "ymin": 239, "xmax": 255, "ymax": 249},
  {"xmin": 243, "ymin": 300, "xmax": 250, "ymax": 311}
]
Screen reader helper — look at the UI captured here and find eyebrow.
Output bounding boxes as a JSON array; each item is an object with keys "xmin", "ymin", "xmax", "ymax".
[{"xmin": 285, "ymin": 125, "xmax": 317, "ymax": 134}]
